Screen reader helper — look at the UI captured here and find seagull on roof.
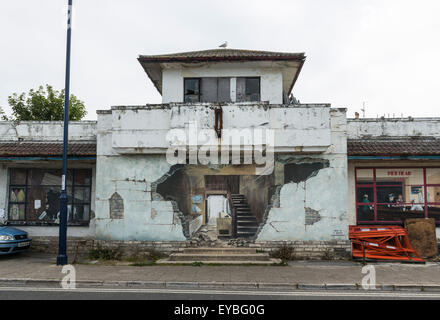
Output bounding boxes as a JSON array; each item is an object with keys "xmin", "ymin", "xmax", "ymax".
[{"xmin": 219, "ymin": 41, "xmax": 228, "ymax": 48}]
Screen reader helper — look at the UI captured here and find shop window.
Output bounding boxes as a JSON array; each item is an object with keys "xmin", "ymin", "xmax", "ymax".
[
  {"xmin": 8, "ymin": 168, "xmax": 92, "ymax": 225},
  {"xmin": 355, "ymin": 169, "xmax": 374, "ymax": 185},
  {"xmin": 426, "ymin": 168, "xmax": 440, "ymax": 184},
  {"xmin": 356, "ymin": 167, "xmax": 440, "ymax": 225}
]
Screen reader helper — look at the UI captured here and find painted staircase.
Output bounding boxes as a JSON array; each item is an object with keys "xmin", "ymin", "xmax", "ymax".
[
  {"xmin": 157, "ymin": 247, "xmax": 280, "ymax": 265},
  {"xmin": 231, "ymin": 194, "xmax": 259, "ymax": 238}
]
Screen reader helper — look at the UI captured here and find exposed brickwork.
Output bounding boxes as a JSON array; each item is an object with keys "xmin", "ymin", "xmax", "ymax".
[
  {"xmin": 30, "ymin": 237, "xmax": 94, "ymax": 256},
  {"xmin": 30, "ymin": 237, "xmax": 352, "ymax": 260}
]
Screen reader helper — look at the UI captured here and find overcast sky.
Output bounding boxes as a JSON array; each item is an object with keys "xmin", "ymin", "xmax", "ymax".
[{"xmin": 1, "ymin": 0, "xmax": 439, "ymax": 120}]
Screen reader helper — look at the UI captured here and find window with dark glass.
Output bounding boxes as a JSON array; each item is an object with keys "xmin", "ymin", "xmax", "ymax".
[
  {"xmin": 355, "ymin": 167, "xmax": 440, "ymax": 225},
  {"xmin": 8, "ymin": 168, "xmax": 92, "ymax": 224},
  {"xmin": 185, "ymin": 77, "xmax": 231, "ymax": 103},
  {"xmin": 236, "ymin": 77, "xmax": 261, "ymax": 102},
  {"xmin": 184, "ymin": 78, "xmax": 201, "ymax": 103}
]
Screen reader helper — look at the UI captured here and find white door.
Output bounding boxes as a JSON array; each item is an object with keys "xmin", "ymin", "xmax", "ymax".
[{"xmin": 207, "ymin": 195, "xmax": 227, "ymax": 226}]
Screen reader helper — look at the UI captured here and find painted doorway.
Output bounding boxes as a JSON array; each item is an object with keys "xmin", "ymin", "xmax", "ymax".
[{"xmin": 206, "ymin": 195, "xmax": 228, "ymax": 226}]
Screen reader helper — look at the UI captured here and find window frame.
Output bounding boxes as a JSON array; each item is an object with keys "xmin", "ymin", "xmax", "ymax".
[
  {"xmin": 244, "ymin": 77, "xmax": 261, "ymax": 102},
  {"xmin": 184, "ymin": 78, "xmax": 201, "ymax": 103},
  {"xmin": 7, "ymin": 168, "xmax": 92, "ymax": 226},
  {"xmin": 355, "ymin": 166, "xmax": 440, "ymax": 226},
  {"xmin": 236, "ymin": 77, "xmax": 261, "ymax": 102}
]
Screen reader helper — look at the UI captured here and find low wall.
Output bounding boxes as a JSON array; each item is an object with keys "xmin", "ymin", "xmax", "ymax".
[{"xmin": 30, "ymin": 237, "xmax": 351, "ymax": 260}]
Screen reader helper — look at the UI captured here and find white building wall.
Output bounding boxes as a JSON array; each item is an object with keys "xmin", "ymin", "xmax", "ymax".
[
  {"xmin": 109, "ymin": 104, "xmax": 332, "ymax": 154},
  {"xmin": 348, "ymin": 118, "xmax": 440, "ymax": 138},
  {"xmin": 95, "ymin": 106, "xmax": 348, "ymax": 242},
  {"xmin": 0, "ymin": 121, "xmax": 96, "ymax": 142},
  {"xmin": 257, "ymin": 108, "xmax": 348, "ymax": 241}
]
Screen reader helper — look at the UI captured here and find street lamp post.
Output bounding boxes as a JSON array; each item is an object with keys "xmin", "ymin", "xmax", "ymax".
[{"xmin": 57, "ymin": 0, "xmax": 73, "ymax": 266}]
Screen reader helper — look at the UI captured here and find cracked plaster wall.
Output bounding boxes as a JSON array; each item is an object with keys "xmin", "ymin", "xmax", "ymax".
[
  {"xmin": 257, "ymin": 156, "xmax": 348, "ymax": 241},
  {"xmin": 95, "ymin": 154, "xmax": 186, "ymax": 241},
  {"xmin": 257, "ymin": 109, "xmax": 348, "ymax": 241},
  {"xmin": 95, "ymin": 108, "xmax": 348, "ymax": 241},
  {"xmin": 95, "ymin": 112, "xmax": 185, "ymax": 241}
]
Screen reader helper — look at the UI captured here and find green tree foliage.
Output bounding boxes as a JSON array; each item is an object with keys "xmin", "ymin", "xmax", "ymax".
[{"xmin": 2, "ymin": 85, "xmax": 86, "ymax": 121}]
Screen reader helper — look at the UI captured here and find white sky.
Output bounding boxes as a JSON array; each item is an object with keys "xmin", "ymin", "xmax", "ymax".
[{"xmin": 0, "ymin": 0, "xmax": 439, "ymax": 120}]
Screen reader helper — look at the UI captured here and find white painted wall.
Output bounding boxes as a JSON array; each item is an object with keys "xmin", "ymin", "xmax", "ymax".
[
  {"xmin": 257, "ymin": 109, "xmax": 348, "ymax": 241},
  {"xmin": 108, "ymin": 104, "xmax": 332, "ymax": 155},
  {"xmin": 161, "ymin": 62, "xmax": 284, "ymax": 104},
  {"xmin": 95, "ymin": 107, "xmax": 348, "ymax": 242},
  {"xmin": 0, "ymin": 121, "xmax": 97, "ymax": 141},
  {"xmin": 348, "ymin": 118, "xmax": 440, "ymax": 139}
]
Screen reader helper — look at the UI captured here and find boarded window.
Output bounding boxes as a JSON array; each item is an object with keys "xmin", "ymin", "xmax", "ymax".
[
  {"xmin": 200, "ymin": 78, "xmax": 218, "ymax": 103},
  {"xmin": 200, "ymin": 77, "xmax": 231, "ymax": 103},
  {"xmin": 217, "ymin": 78, "xmax": 231, "ymax": 102}
]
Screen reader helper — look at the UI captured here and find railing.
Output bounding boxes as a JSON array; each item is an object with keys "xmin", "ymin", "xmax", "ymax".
[{"xmin": 227, "ymin": 192, "xmax": 237, "ymax": 238}]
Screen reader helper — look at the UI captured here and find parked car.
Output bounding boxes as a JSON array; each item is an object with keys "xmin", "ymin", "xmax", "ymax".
[{"xmin": 0, "ymin": 226, "xmax": 32, "ymax": 255}]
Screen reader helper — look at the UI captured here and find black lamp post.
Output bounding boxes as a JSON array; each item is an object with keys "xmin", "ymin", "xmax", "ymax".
[{"xmin": 57, "ymin": 0, "xmax": 73, "ymax": 266}]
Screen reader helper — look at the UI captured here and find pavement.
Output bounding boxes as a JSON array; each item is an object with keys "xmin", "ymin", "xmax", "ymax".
[{"xmin": 1, "ymin": 252, "xmax": 440, "ymax": 292}]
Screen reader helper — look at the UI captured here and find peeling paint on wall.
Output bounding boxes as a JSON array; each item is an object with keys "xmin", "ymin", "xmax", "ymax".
[
  {"xmin": 284, "ymin": 160, "xmax": 330, "ymax": 184},
  {"xmin": 151, "ymin": 208, "xmax": 157, "ymax": 220},
  {"xmin": 257, "ymin": 157, "xmax": 348, "ymax": 242}
]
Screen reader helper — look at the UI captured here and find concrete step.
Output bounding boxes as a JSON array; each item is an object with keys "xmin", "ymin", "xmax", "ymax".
[
  {"xmin": 237, "ymin": 220, "xmax": 259, "ymax": 225},
  {"xmin": 236, "ymin": 215, "xmax": 257, "ymax": 220},
  {"xmin": 182, "ymin": 247, "xmax": 257, "ymax": 254},
  {"xmin": 236, "ymin": 228, "xmax": 257, "ymax": 232},
  {"xmin": 156, "ymin": 259, "xmax": 281, "ymax": 265},
  {"xmin": 236, "ymin": 231, "xmax": 257, "ymax": 237},
  {"xmin": 237, "ymin": 225, "xmax": 258, "ymax": 229},
  {"xmin": 169, "ymin": 253, "xmax": 270, "ymax": 262}
]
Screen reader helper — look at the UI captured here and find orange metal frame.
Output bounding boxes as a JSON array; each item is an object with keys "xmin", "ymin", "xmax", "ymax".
[{"xmin": 349, "ymin": 225, "xmax": 425, "ymax": 263}]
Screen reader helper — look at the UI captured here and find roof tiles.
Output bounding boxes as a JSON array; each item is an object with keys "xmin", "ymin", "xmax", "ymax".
[
  {"xmin": 0, "ymin": 142, "xmax": 96, "ymax": 157},
  {"xmin": 348, "ymin": 138, "xmax": 440, "ymax": 156},
  {"xmin": 138, "ymin": 49, "xmax": 305, "ymax": 63}
]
